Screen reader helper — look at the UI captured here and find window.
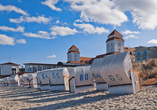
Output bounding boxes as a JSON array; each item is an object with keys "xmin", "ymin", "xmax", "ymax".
[
  {"xmin": 111, "ymin": 48, "xmax": 113, "ymax": 52},
  {"xmin": 68, "ymin": 54, "xmax": 71, "ymax": 61},
  {"xmin": 0, "ymin": 66, "xmax": 1, "ymax": 75},
  {"xmin": 137, "ymin": 58, "xmax": 140, "ymax": 61},
  {"xmin": 108, "ymin": 48, "xmax": 109, "ymax": 53},
  {"xmin": 74, "ymin": 54, "xmax": 77, "ymax": 61},
  {"xmin": 143, "ymin": 57, "xmax": 147, "ymax": 60},
  {"xmin": 136, "ymin": 52, "xmax": 140, "ymax": 56},
  {"xmin": 143, "ymin": 51, "xmax": 147, "ymax": 55},
  {"xmin": 111, "ymin": 42, "xmax": 113, "ymax": 47}
]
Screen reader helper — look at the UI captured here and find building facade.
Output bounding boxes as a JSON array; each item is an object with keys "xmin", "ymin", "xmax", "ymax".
[
  {"xmin": 66, "ymin": 45, "xmax": 93, "ymax": 65},
  {"xmin": 134, "ymin": 46, "xmax": 157, "ymax": 61},
  {"xmin": 96, "ymin": 29, "xmax": 135, "ymax": 60}
]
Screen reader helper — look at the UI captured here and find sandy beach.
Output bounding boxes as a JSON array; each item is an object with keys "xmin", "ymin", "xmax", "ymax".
[{"xmin": 0, "ymin": 86, "xmax": 157, "ymax": 110}]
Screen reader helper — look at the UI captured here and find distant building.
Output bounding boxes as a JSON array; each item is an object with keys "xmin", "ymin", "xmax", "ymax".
[
  {"xmin": 0, "ymin": 62, "xmax": 20, "ymax": 78},
  {"xmin": 66, "ymin": 45, "xmax": 93, "ymax": 65},
  {"xmin": 24, "ymin": 62, "xmax": 77, "ymax": 73},
  {"xmin": 95, "ymin": 30, "xmax": 136, "ymax": 60},
  {"xmin": 134, "ymin": 46, "xmax": 157, "ymax": 61}
]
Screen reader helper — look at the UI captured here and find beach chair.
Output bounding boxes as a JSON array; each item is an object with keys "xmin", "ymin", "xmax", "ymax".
[
  {"xmin": 98, "ymin": 52, "xmax": 142, "ymax": 94},
  {"xmin": 49, "ymin": 68, "xmax": 70, "ymax": 91},
  {"xmin": 2, "ymin": 77, "xmax": 9, "ymax": 86},
  {"xmin": 7, "ymin": 74, "xmax": 19, "ymax": 86},
  {"xmin": 68, "ymin": 66, "xmax": 95, "ymax": 93},
  {"xmin": 37, "ymin": 70, "xmax": 50, "ymax": 90},
  {"xmin": 30, "ymin": 73, "xmax": 39, "ymax": 88},
  {"xmin": 90, "ymin": 58, "xmax": 108, "ymax": 90},
  {"xmin": 20, "ymin": 74, "xmax": 33, "ymax": 88}
]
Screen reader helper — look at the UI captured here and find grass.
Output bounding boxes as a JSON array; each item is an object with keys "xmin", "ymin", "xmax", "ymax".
[{"xmin": 133, "ymin": 58, "xmax": 157, "ymax": 79}]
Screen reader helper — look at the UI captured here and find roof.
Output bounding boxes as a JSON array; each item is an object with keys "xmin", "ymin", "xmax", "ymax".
[
  {"xmin": 95, "ymin": 52, "xmax": 121, "ymax": 59},
  {"xmin": 69, "ymin": 45, "xmax": 79, "ymax": 50},
  {"xmin": 24, "ymin": 63, "xmax": 57, "ymax": 66},
  {"xmin": 124, "ymin": 47, "xmax": 136, "ymax": 53},
  {"xmin": 106, "ymin": 37, "xmax": 125, "ymax": 42},
  {"xmin": 142, "ymin": 78, "xmax": 157, "ymax": 86},
  {"xmin": 0, "ymin": 62, "xmax": 20, "ymax": 66},
  {"xmin": 134, "ymin": 46, "xmax": 157, "ymax": 52},
  {"xmin": 108, "ymin": 29, "xmax": 123, "ymax": 37},
  {"xmin": 80, "ymin": 57, "xmax": 93, "ymax": 62},
  {"xmin": 67, "ymin": 51, "xmax": 80, "ymax": 54}
]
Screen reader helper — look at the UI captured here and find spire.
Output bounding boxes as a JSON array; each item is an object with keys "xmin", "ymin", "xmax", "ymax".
[{"xmin": 107, "ymin": 29, "xmax": 123, "ymax": 37}]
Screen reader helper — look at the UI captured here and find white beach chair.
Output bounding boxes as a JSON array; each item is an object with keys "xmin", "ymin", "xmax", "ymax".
[
  {"xmin": 30, "ymin": 73, "xmax": 39, "ymax": 88},
  {"xmin": 7, "ymin": 74, "xmax": 19, "ymax": 86},
  {"xmin": 68, "ymin": 66, "xmax": 95, "ymax": 93},
  {"xmin": 2, "ymin": 77, "xmax": 9, "ymax": 86},
  {"xmin": 90, "ymin": 58, "xmax": 108, "ymax": 90},
  {"xmin": 37, "ymin": 70, "xmax": 50, "ymax": 90},
  {"xmin": 20, "ymin": 74, "xmax": 32, "ymax": 88},
  {"xmin": 99, "ymin": 52, "xmax": 142, "ymax": 94},
  {"xmin": 49, "ymin": 68, "xmax": 70, "ymax": 91}
]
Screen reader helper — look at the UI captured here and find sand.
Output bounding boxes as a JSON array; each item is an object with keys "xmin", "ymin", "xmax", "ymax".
[{"xmin": 0, "ymin": 85, "xmax": 157, "ymax": 110}]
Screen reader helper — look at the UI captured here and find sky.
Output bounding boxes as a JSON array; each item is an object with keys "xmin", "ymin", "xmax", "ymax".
[{"xmin": 1, "ymin": 0, "xmax": 157, "ymax": 66}]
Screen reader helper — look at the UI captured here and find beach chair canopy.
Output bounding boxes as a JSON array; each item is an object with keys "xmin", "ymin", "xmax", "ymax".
[
  {"xmin": 8, "ymin": 74, "xmax": 19, "ymax": 84},
  {"xmin": 100, "ymin": 51, "xmax": 132, "ymax": 86},
  {"xmin": 90, "ymin": 58, "xmax": 106, "ymax": 83}
]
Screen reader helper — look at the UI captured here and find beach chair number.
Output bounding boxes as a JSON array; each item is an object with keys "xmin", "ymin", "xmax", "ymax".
[
  {"xmin": 42, "ymin": 74, "xmax": 48, "ymax": 79},
  {"xmin": 109, "ymin": 74, "xmax": 122, "ymax": 81},
  {"xmin": 52, "ymin": 73, "xmax": 60, "ymax": 79},
  {"xmin": 80, "ymin": 74, "xmax": 88, "ymax": 81},
  {"xmin": 92, "ymin": 73, "xmax": 101, "ymax": 78}
]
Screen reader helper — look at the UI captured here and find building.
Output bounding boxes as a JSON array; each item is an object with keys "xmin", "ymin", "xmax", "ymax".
[
  {"xmin": 24, "ymin": 62, "xmax": 77, "ymax": 73},
  {"xmin": 0, "ymin": 62, "xmax": 20, "ymax": 78},
  {"xmin": 95, "ymin": 29, "xmax": 136, "ymax": 60},
  {"xmin": 134, "ymin": 46, "xmax": 157, "ymax": 61},
  {"xmin": 66, "ymin": 45, "xmax": 93, "ymax": 65}
]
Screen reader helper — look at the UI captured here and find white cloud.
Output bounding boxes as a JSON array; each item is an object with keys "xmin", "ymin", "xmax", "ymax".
[
  {"xmin": 41, "ymin": 0, "xmax": 62, "ymax": 11},
  {"xmin": 124, "ymin": 35, "xmax": 139, "ymax": 39},
  {"xmin": 74, "ymin": 22, "xmax": 109, "ymax": 34},
  {"xmin": 65, "ymin": 0, "xmax": 128, "ymax": 26},
  {"xmin": 114, "ymin": 0, "xmax": 157, "ymax": 30},
  {"xmin": 47, "ymin": 55, "xmax": 56, "ymax": 58},
  {"xmin": 0, "ymin": 26, "xmax": 24, "ymax": 32},
  {"xmin": 16, "ymin": 39, "xmax": 26, "ymax": 44},
  {"xmin": 23, "ymin": 31, "xmax": 51, "ymax": 39},
  {"xmin": 122, "ymin": 30, "xmax": 140, "ymax": 35},
  {"xmin": 56, "ymin": 20, "xmax": 60, "ymax": 23},
  {"xmin": 10, "ymin": 15, "xmax": 51, "ymax": 24},
  {"xmin": 147, "ymin": 39, "xmax": 157, "ymax": 44},
  {"xmin": 0, "ymin": 34, "xmax": 15, "ymax": 45},
  {"xmin": 50, "ymin": 26, "xmax": 78, "ymax": 36},
  {"xmin": 0, "ymin": 4, "xmax": 28, "ymax": 15}
]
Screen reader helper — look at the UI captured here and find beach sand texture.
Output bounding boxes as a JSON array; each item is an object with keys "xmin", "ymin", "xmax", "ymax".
[{"xmin": 0, "ymin": 86, "xmax": 157, "ymax": 110}]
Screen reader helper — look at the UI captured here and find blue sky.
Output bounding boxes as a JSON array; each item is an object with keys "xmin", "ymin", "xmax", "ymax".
[{"xmin": 1, "ymin": 0, "xmax": 157, "ymax": 66}]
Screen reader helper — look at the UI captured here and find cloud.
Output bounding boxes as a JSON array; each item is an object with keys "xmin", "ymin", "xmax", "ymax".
[
  {"xmin": 23, "ymin": 31, "xmax": 51, "ymax": 39},
  {"xmin": 74, "ymin": 22, "xmax": 109, "ymax": 34},
  {"xmin": 0, "ymin": 34, "xmax": 15, "ymax": 45},
  {"xmin": 124, "ymin": 35, "xmax": 139, "ymax": 39},
  {"xmin": 114, "ymin": 0, "xmax": 157, "ymax": 30},
  {"xmin": 65, "ymin": 0, "xmax": 128, "ymax": 26},
  {"xmin": 16, "ymin": 39, "xmax": 26, "ymax": 44},
  {"xmin": 147, "ymin": 39, "xmax": 157, "ymax": 44},
  {"xmin": 0, "ymin": 4, "xmax": 28, "ymax": 15},
  {"xmin": 56, "ymin": 20, "xmax": 59, "ymax": 24},
  {"xmin": 10, "ymin": 15, "xmax": 51, "ymax": 24},
  {"xmin": 50, "ymin": 26, "xmax": 78, "ymax": 36},
  {"xmin": 47, "ymin": 55, "xmax": 56, "ymax": 58},
  {"xmin": 41, "ymin": 0, "xmax": 62, "ymax": 11},
  {"xmin": 122, "ymin": 30, "xmax": 140, "ymax": 35},
  {"xmin": 0, "ymin": 26, "xmax": 24, "ymax": 32}
]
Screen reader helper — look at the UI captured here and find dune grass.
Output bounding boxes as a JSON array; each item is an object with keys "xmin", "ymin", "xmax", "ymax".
[{"xmin": 133, "ymin": 58, "xmax": 157, "ymax": 79}]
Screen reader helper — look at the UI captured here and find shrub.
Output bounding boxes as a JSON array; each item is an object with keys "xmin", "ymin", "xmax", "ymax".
[{"xmin": 133, "ymin": 58, "xmax": 157, "ymax": 79}]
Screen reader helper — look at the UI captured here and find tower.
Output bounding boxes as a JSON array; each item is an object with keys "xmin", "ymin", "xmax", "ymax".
[
  {"xmin": 67, "ymin": 45, "xmax": 80, "ymax": 62},
  {"xmin": 106, "ymin": 29, "xmax": 124, "ymax": 53}
]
